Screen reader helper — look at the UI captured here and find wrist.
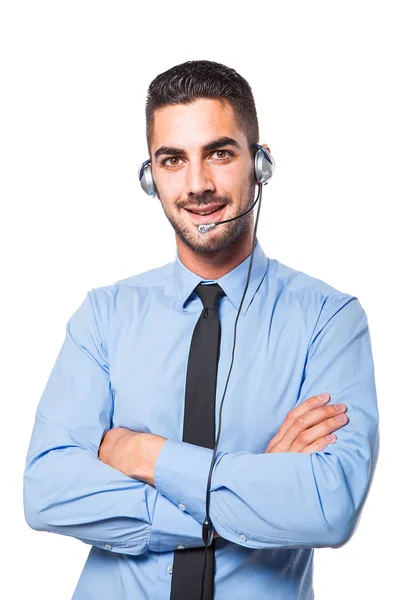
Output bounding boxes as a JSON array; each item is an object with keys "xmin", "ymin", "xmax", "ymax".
[{"xmin": 135, "ymin": 433, "xmax": 168, "ymax": 486}]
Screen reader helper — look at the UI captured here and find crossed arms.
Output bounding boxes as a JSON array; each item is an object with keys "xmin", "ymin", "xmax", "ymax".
[{"xmin": 23, "ymin": 289, "xmax": 380, "ymax": 555}]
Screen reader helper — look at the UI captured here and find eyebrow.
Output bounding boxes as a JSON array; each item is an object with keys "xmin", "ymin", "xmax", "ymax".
[{"xmin": 154, "ymin": 136, "xmax": 242, "ymax": 160}]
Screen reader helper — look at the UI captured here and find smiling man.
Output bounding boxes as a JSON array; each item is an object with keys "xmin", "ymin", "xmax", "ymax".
[
  {"xmin": 151, "ymin": 98, "xmax": 257, "ymax": 266},
  {"xmin": 23, "ymin": 60, "xmax": 380, "ymax": 600}
]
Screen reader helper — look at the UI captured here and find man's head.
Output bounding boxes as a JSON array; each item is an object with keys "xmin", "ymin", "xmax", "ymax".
[{"xmin": 145, "ymin": 60, "xmax": 261, "ymax": 254}]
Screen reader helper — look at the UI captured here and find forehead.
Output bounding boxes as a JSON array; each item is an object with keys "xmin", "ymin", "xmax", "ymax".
[{"xmin": 151, "ymin": 98, "xmax": 245, "ymax": 151}]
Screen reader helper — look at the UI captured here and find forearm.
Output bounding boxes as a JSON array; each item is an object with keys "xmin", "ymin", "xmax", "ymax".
[
  {"xmin": 23, "ymin": 289, "xmax": 213, "ymax": 554},
  {"xmin": 153, "ymin": 299, "xmax": 380, "ymax": 550},
  {"xmin": 154, "ymin": 429, "xmax": 379, "ymax": 550},
  {"xmin": 24, "ymin": 413, "xmax": 212, "ymax": 554}
]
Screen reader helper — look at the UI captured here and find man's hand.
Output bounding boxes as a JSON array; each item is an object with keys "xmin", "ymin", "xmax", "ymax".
[
  {"xmin": 264, "ymin": 393, "xmax": 349, "ymax": 454},
  {"xmin": 98, "ymin": 428, "xmax": 167, "ymax": 485},
  {"xmin": 98, "ymin": 428, "xmax": 223, "ymax": 539},
  {"xmin": 215, "ymin": 392, "xmax": 345, "ymax": 539}
]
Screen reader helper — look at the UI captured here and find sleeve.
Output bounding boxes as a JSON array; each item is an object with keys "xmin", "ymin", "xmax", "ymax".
[
  {"xmin": 23, "ymin": 288, "xmax": 212, "ymax": 555},
  {"xmin": 153, "ymin": 295, "xmax": 380, "ymax": 549}
]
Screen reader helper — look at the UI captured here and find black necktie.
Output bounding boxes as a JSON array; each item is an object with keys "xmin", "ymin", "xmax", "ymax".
[{"xmin": 170, "ymin": 282, "xmax": 226, "ymax": 600}]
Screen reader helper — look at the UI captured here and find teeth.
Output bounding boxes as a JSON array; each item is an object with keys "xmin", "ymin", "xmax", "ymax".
[{"xmin": 190, "ymin": 206, "xmax": 223, "ymax": 216}]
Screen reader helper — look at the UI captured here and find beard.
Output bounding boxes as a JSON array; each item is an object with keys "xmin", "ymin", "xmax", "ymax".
[{"xmin": 156, "ymin": 180, "xmax": 257, "ymax": 254}]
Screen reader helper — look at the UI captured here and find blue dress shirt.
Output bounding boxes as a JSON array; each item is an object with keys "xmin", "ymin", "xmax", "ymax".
[{"xmin": 23, "ymin": 238, "xmax": 380, "ymax": 600}]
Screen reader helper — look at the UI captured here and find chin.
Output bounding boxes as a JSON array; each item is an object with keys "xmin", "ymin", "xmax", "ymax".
[{"xmin": 177, "ymin": 223, "xmax": 246, "ymax": 254}]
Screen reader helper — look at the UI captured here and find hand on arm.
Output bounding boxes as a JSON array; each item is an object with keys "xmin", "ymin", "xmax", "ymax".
[
  {"xmin": 23, "ymin": 289, "xmax": 214, "ymax": 555},
  {"xmin": 97, "ymin": 389, "xmax": 350, "ymax": 539},
  {"xmin": 98, "ymin": 428, "xmax": 167, "ymax": 484},
  {"xmin": 264, "ymin": 392, "xmax": 348, "ymax": 453},
  {"xmin": 152, "ymin": 295, "xmax": 380, "ymax": 550},
  {"xmin": 98, "ymin": 428, "xmax": 222, "ymax": 539}
]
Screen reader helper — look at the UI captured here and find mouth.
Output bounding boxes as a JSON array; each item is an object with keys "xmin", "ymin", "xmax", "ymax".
[{"xmin": 184, "ymin": 203, "xmax": 228, "ymax": 223}]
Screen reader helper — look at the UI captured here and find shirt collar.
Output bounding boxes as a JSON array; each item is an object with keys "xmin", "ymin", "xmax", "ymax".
[{"xmin": 173, "ymin": 237, "xmax": 269, "ymax": 316}]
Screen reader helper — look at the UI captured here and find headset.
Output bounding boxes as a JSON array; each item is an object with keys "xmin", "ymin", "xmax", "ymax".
[{"xmin": 138, "ymin": 142, "xmax": 275, "ymax": 599}]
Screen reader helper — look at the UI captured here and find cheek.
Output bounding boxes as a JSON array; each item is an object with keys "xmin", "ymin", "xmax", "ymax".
[
  {"xmin": 214, "ymin": 166, "xmax": 248, "ymax": 197},
  {"xmin": 156, "ymin": 171, "xmax": 185, "ymax": 202}
]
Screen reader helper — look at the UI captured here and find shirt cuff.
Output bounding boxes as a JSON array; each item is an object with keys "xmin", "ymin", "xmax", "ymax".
[
  {"xmin": 149, "ymin": 490, "xmax": 213, "ymax": 552},
  {"xmin": 154, "ymin": 438, "xmax": 224, "ymax": 525}
]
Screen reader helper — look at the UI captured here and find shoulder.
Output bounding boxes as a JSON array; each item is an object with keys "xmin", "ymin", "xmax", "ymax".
[
  {"xmin": 266, "ymin": 256, "xmax": 360, "ymax": 313},
  {"xmin": 113, "ymin": 260, "xmax": 175, "ymax": 290},
  {"xmin": 264, "ymin": 256, "xmax": 368, "ymax": 338},
  {"xmin": 68, "ymin": 260, "xmax": 174, "ymax": 353},
  {"xmin": 86, "ymin": 259, "xmax": 175, "ymax": 312}
]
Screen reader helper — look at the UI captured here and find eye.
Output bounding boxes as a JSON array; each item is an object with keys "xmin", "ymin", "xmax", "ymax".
[
  {"xmin": 162, "ymin": 156, "xmax": 182, "ymax": 168},
  {"xmin": 210, "ymin": 149, "xmax": 233, "ymax": 160}
]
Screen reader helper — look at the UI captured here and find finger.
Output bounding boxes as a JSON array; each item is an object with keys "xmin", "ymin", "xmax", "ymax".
[
  {"xmin": 268, "ymin": 393, "xmax": 331, "ymax": 447},
  {"xmin": 299, "ymin": 434, "xmax": 337, "ymax": 454},
  {"xmin": 289, "ymin": 411, "xmax": 348, "ymax": 452},
  {"xmin": 265, "ymin": 426, "xmax": 338, "ymax": 454},
  {"xmin": 279, "ymin": 402, "xmax": 347, "ymax": 450}
]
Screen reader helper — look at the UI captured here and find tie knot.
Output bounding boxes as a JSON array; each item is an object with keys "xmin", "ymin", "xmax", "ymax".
[{"xmin": 194, "ymin": 283, "xmax": 225, "ymax": 312}]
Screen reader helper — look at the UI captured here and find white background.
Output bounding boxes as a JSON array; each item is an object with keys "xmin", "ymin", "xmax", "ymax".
[{"xmin": 1, "ymin": 1, "xmax": 398, "ymax": 598}]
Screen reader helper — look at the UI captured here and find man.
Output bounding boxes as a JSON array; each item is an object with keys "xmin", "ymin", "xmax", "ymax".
[{"xmin": 23, "ymin": 60, "xmax": 380, "ymax": 599}]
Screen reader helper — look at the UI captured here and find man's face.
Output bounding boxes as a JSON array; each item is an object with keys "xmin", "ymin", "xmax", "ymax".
[{"xmin": 150, "ymin": 98, "xmax": 256, "ymax": 253}]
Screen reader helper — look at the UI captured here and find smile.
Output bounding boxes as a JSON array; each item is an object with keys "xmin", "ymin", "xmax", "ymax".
[{"xmin": 184, "ymin": 204, "xmax": 228, "ymax": 222}]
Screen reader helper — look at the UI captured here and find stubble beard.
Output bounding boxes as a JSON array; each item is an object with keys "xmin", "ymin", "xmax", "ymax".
[{"xmin": 158, "ymin": 181, "xmax": 257, "ymax": 254}]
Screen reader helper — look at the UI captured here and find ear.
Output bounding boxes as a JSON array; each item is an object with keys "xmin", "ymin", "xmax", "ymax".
[{"xmin": 261, "ymin": 143, "xmax": 271, "ymax": 153}]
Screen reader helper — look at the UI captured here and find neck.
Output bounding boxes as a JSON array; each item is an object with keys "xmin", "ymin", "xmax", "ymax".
[{"xmin": 176, "ymin": 229, "xmax": 256, "ymax": 280}]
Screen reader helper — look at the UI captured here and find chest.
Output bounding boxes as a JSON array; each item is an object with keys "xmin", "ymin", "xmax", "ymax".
[{"xmin": 108, "ymin": 301, "xmax": 310, "ymax": 454}]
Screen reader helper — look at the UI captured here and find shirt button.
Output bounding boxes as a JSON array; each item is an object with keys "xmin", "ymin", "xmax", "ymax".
[
  {"xmin": 178, "ymin": 502, "xmax": 186, "ymax": 511},
  {"xmin": 104, "ymin": 544, "xmax": 112, "ymax": 550},
  {"xmin": 239, "ymin": 534, "xmax": 247, "ymax": 543},
  {"xmin": 167, "ymin": 564, "xmax": 173, "ymax": 574},
  {"xmin": 176, "ymin": 544, "xmax": 185, "ymax": 550}
]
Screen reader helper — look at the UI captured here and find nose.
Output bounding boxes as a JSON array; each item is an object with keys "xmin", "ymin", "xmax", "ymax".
[{"xmin": 185, "ymin": 158, "xmax": 215, "ymax": 196}]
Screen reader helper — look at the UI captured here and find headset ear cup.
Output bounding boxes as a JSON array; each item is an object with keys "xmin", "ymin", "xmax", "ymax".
[
  {"xmin": 138, "ymin": 160, "xmax": 156, "ymax": 197},
  {"xmin": 254, "ymin": 144, "xmax": 275, "ymax": 184}
]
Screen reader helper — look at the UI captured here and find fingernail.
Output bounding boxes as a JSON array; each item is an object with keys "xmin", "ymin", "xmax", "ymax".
[
  {"xmin": 318, "ymin": 393, "xmax": 329, "ymax": 402},
  {"xmin": 335, "ymin": 414, "xmax": 347, "ymax": 422},
  {"xmin": 326, "ymin": 434, "xmax": 336, "ymax": 442}
]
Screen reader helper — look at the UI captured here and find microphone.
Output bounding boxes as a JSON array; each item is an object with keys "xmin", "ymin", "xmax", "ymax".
[{"xmin": 197, "ymin": 189, "xmax": 261, "ymax": 234}]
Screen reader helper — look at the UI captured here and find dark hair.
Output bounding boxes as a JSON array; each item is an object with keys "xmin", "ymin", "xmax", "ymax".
[{"xmin": 145, "ymin": 60, "xmax": 259, "ymax": 157}]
